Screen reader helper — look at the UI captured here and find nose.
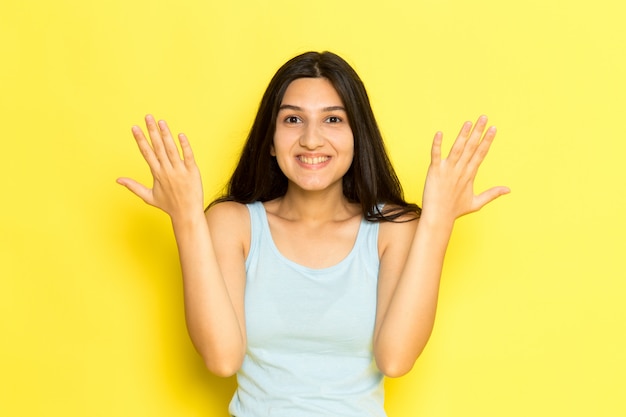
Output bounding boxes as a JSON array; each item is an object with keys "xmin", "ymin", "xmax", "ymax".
[{"xmin": 299, "ymin": 123, "xmax": 324, "ymax": 149}]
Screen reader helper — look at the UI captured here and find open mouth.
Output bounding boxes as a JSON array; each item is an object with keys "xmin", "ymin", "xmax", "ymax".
[{"xmin": 297, "ymin": 155, "xmax": 330, "ymax": 165}]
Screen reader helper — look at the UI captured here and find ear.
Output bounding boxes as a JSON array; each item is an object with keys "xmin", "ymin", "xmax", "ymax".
[{"xmin": 270, "ymin": 143, "xmax": 276, "ymax": 156}]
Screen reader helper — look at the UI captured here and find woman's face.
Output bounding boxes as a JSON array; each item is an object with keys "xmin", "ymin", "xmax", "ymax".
[{"xmin": 272, "ymin": 77, "xmax": 354, "ymax": 194}]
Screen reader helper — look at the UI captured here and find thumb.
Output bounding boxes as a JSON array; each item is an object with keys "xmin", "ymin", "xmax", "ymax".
[
  {"xmin": 116, "ymin": 177, "xmax": 154, "ymax": 206},
  {"xmin": 473, "ymin": 186, "xmax": 511, "ymax": 211}
]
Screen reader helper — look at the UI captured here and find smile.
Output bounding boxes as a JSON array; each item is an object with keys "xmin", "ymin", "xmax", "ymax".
[{"xmin": 297, "ymin": 155, "xmax": 330, "ymax": 165}]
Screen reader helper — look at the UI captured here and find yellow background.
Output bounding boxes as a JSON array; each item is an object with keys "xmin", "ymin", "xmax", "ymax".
[{"xmin": 1, "ymin": 0, "xmax": 624, "ymax": 415}]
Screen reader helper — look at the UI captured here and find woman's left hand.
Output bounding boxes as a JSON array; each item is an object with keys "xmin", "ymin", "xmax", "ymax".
[{"xmin": 421, "ymin": 115, "xmax": 510, "ymax": 222}]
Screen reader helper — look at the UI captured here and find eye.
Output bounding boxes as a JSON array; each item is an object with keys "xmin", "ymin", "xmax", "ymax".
[
  {"xmin": 284, "ymin": 115, "xmax": 302, "ymax": 124},
  {"xmin": 325, "ymin": 116, "xmax": 342, "ymax": 123}
]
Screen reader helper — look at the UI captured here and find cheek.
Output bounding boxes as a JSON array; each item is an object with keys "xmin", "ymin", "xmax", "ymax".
[
  {"xmin": 272, "ymin": 127, "xmax": 295, "ymax": 156},
  {"xmin": 344, "ymin": 134, "xmax": 355, "ymax": 157}
]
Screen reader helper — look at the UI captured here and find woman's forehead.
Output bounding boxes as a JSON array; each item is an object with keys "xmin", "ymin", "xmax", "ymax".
[{"xmin": 280, "ymin": 77, "xmax": 344, "ymax": 109}]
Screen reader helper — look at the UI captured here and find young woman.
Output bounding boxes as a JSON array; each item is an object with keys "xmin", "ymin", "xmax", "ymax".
[{"xmin": 117, "ymin": 51, "xmax": 509, "ymax": 416}]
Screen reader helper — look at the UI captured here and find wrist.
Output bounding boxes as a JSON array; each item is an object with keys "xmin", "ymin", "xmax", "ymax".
[
  {"xmin": 170, "ymin": 209, "xmax": 208, "ymax": 231},
  {"xmin": 418, "ymin": 209, "xmax": 456, "ymax": 233}
]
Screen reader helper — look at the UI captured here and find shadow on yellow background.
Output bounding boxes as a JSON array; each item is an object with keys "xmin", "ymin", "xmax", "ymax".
[{"xmin": 1, "ymin": 1, "xmax": 624, "ymax": 416}]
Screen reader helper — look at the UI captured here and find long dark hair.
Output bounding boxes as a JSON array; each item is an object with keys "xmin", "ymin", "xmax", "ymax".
[{"xmin": 210, "ymin": 51, "xmax": 420, "ymax": 222}]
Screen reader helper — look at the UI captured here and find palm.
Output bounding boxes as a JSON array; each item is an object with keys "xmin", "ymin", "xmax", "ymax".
[
  {"xmin": 422, "ymin": 116, "xmax": 509, "ymax": 221},
  {"xmin": 117, "ymin": 115, "xmax": 205, "ymax": 218}
]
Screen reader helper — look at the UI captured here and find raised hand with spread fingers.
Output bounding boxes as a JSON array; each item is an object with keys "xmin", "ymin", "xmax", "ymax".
[
  {"xmin": 117, "ymin": 114, "xmax": 204, "ymax": 220},
  {"xmin": 373, "ymin": 115, "xmax": 509, "ymax": 377},
  {"xmin": 117, "ymin": 115, "xmax": 246, "ymax": 377},
  {"xmin": 422, "ymin": 115, "xmax": 510, "ymax": 223}
]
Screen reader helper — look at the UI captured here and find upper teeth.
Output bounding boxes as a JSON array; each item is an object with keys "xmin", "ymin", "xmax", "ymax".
[{"xmin": 299, "ymin": 156, "xmax": 329, "ymax": 164}]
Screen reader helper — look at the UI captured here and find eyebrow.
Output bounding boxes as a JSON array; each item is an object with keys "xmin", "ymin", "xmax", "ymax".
[{"xmin": 278, "ymin": 104, "xmax": 346, "ymax": 112}]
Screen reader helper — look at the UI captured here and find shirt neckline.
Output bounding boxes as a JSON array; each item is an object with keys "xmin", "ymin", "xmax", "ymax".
[{"xmin": 257, "ymin": 201, "xmax": 366, "ymax": 274}]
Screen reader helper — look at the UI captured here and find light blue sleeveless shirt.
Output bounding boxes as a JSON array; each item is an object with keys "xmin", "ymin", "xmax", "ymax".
[{"xmin": 228, "ymin": 201, "xmax": 385, "ymax": 417}]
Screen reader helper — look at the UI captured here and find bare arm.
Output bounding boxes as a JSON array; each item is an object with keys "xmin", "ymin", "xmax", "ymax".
[
  {"xmin": 117, "ymin": 115, "xmax": 246, "ymax": 376},
  {"xmin": 373, "ymin": 115, "xmax": 510, "ymax": 377}
]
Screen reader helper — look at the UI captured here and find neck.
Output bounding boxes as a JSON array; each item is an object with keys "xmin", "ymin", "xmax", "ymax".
[{"xmin": 271, "ymin": 186, "xmax": 359, "ymax": 223}]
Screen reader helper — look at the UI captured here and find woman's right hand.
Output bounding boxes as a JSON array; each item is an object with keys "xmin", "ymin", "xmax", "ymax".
[{"xmin": 116, "ymin": 115, "xmax": 204, "ymax": 219}]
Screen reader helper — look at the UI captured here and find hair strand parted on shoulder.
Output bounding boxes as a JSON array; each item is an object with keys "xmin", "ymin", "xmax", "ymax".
[{"xmin": 209, "ymin": 51, "xmax": 421, "ymax": 222}]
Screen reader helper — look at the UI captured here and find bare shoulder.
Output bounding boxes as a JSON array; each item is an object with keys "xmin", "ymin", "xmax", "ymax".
[
  {"xmin": 205, "ymin": 200, "xmax": 249, "ymax": 222},
  {"xmin": 205, "ymin": 201, "xmax": 251, "ymax": 257},
  {"xmin": 378, "ymin": 207, "xmax": 419, "ymax": 259}
]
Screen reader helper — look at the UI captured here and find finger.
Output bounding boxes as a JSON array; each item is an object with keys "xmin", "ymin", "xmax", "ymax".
[
  {"xmin": 145, "ymin": 114, "xmax": 171, "ymax": 167},
  {"xmin": 131, "ymin": 125, "xmax": 160, "ymax": 170},
  {"xmin": 467, "ymin": 125, "xmax": 497, "ymax": 176},
  {"xmin": 178, "ymin": 133, "xmax": 196, "ymax": 168},
  {"xmin": 158, "ymin": 119, "xmax": 183, "ymax": 166},
  {"xmin": 472, "ymin": 185, "xmax": 511, "ymax": 212},
  {"xmin": 447, "ymin": 120, "xmax": 473, "ymax": 163},
  {"xmin": 458, "ymin": 115, "xmax": 489, "ymax": 166},
  {"xmin": 430, "ymin": 131, "xmax": 443, "ymax": 166},
  {"xmin": 116, "ymin": 177, "xmax": 154, "ymax": 206}
]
